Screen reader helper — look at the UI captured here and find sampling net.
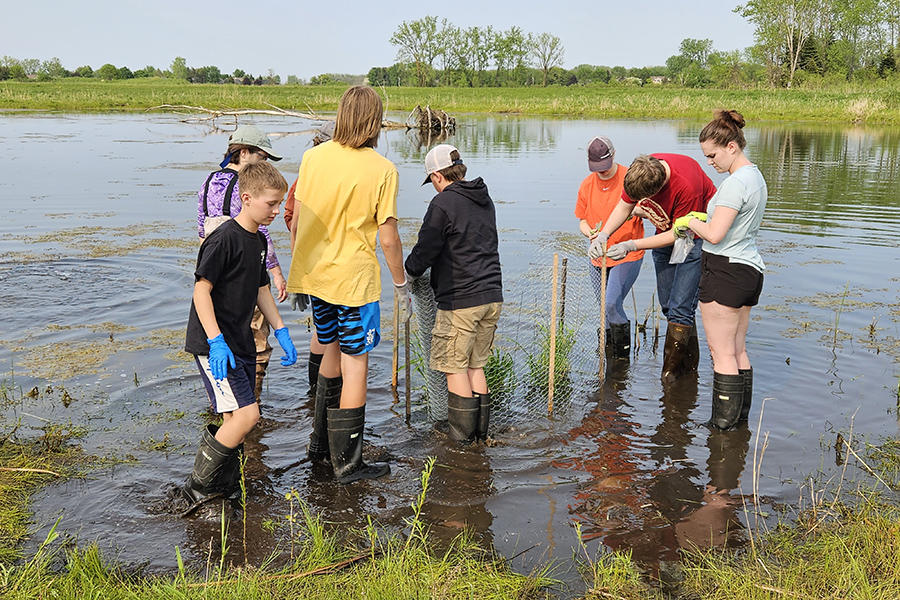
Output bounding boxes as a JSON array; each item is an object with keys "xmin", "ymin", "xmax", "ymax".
[{"xmin": 403, "ymin": 236, "xmax": 658, "ymax": 429}]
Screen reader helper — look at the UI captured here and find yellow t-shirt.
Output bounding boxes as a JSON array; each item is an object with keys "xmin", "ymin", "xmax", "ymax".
[{"xmin": 287, "ymin": 141, "xmax": 399, "ymax": 306}]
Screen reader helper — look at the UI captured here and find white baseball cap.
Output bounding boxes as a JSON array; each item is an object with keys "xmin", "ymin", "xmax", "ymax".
[{"xmin": 423, "ymin": 144, "xmax": 462, "ymax": 185}]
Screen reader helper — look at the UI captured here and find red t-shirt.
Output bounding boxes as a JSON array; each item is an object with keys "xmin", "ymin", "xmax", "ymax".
[{"xmin": 622, "ymin": 153, "xmax": 716, "ymax": 230}]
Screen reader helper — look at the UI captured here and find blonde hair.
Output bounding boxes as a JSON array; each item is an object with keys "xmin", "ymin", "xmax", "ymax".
[
  {"xmin": 333, "ymin": 86, "xmax": 383, "ymax": 149},
  {"xmin": 699, "ymin": 109, "xmax": 747, "ymax": 149},
  {"xmin": 623, "ymin": 155, "xmax": 667, "ymax": 200},
  {"xmin": 238, "ymin": 162, "xmax": 288, "ymax": 197}
]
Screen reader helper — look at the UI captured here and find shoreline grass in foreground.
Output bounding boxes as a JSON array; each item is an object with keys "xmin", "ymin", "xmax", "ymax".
[
  {"xmin": 3, "ymin": 79, "xmax": 900, "ymax": 124},
  {"xmin": 3, "ymin": 376, "xmax": 900, "ymax": 598}
]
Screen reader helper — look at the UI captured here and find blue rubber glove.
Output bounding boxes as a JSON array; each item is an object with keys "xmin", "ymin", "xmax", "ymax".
[
  {"xmin": 207, "ymin": 334, "xmax": 236, "ymax": 381},
  {"xmin": 673, "ymin": 211, "xmax": 708, "ymax": 238},
  {"xmin": 606, "ymin": 240, "xmax": 637, "ymax": 261},
  {"xmin": 273, "ymin": 327, "xmax": 297, "ymax": 366}
]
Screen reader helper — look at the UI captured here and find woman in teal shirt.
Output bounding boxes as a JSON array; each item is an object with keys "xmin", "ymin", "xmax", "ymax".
[{"xmin": 675, "ymin": 109, "xmax": 767, "ymax": 431}]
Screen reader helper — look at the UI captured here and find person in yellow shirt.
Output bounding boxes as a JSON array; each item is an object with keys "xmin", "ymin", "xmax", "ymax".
[{"xmin": 287, "ymin": 86, "xmax": 410, "ymax": 484}]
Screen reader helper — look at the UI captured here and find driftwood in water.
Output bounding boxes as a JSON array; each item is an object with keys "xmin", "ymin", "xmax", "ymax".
[
  {"xmin": 148, "ymin": 103, "xmax": 407, "ymax": 129},
  {"xmin": 408, "ymin": 105, "xmax": 456, "ymax": 134}
]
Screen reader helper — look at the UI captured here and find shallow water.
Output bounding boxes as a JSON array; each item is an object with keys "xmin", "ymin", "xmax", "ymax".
[{"xmin": 1, "ymin": 112, "xmax": 899, "ymax": 591}]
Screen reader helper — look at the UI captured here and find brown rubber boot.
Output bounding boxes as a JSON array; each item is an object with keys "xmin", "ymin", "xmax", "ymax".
[
  {"xmin": 661, "ymin": 322, "xmax": 692, "ymax": 384},
  {"xmin": 681, "ymin": 325, "xmax": 699, "ymax": 374}
]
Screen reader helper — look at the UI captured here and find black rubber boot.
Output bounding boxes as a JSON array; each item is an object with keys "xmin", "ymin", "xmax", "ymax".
[
  {"xmin": 447, "ymin": 392, "xmax": 479, "ymax": 444},
  {"xmin": 182, "ymin": 424, "xmax": 237, "ymax": 504},
  {"xmin": 475, "ymin": 391, "xmax": 492, "ymax": 441},
  {"xmin": 307, "ymin": 352, "xmax": 324, "ymax": 396},
  {"xmin": 217, "ymin": 441, "xmax": 244, "ymax": 500},
  {"xmin": 609, "ymin": 321, "xmax": 631, "ymax": 360},
  {"xmin": 326, "ymin": 405, "xmax": 390, "ymax": 484},
  {"xmin": 705, "ymin": 372, "xmax": 745, "ymax": 431},
  {"xmin": 308, "ymin": 375, "xmax": 342, "ymax": 464},
  {"xmin": 661, "ymin": 322, "xmax": 693, "ymax": 383},
  {"xmin": 739, "ymin": 367, "xmax": 753, "ymax": 423}
]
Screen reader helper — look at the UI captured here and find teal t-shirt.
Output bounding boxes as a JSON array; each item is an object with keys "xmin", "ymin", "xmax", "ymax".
[{"xmin": 703, "ymin": 164, "xmax": 767, "ymax": 272}]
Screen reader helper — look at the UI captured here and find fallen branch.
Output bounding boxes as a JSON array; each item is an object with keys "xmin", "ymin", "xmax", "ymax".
[
  {"xmin": 149, "ymin": 103, "xmax": 408, "ymax": 129},
  {"xmin": 0, "ymin": 467, "xmax": 62, "ymax": 477},
  {"xmin": 185, "ymin": 551, "xmax": 371, "ymax": 587}
]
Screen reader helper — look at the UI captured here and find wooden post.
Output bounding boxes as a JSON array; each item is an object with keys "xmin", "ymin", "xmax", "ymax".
[
  {"xmin": 391, "ymin": 292, "xmax": 399, "ymax": 388},
  {"xmin": 598, "ymin": 243, "xmax": 607, "ymax": 380},
  {"xmin": 548, "ymin": 253, "xmax": 559, "ymax": 414},
  {"xmin": 404, "ymin": 319, "xmax": 411, "ymax": 421},
  {"xmin": 559, "ymin": 257, "xmax": 568, "ymax": 327}
]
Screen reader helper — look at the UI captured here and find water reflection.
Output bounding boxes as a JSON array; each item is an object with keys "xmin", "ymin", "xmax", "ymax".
[{"xmin": 1, "ymin": 113, "xmax": 899, "ymax": 579}]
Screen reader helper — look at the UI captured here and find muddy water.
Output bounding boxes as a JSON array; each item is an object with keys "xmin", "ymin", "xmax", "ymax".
[{"xmin": 1, "ymin": 113, "xmax": 899, "ymax": 591}]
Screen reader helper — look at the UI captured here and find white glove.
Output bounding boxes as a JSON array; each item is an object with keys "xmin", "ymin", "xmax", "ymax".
[
  {"xmin": 588, "ymin": 232, "xmax": 609, "ymax": 260},
  {"xmin": 606, "ymin": 240, "xmax": 637, "ymax": 261},
  {"xmin": 394, "ymin": 280, "xmax": 412, "ymax": 324}
]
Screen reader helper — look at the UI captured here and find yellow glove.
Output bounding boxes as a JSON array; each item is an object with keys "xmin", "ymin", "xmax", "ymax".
[{"xmin": 673, "ymin": 211, "xmax": 708, "ymax": 238}]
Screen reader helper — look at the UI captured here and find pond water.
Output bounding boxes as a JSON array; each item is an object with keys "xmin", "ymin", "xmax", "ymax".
[{"xmin": 1, "ymin": 112, "xmax": 899, "ymax": 592}]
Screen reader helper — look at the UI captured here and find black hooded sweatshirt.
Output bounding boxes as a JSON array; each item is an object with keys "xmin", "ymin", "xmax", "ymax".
[{"xmin": 404, "ymin": 177, "xmax": 503, "ymax": 310}]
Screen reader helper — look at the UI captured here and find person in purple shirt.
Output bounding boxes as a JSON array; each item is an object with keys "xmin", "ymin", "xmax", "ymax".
[{"xmin": 197, "ymin": 125, "xmax": 287, "ymax": 401}]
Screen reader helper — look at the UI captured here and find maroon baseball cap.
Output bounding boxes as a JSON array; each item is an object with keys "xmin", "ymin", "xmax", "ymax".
[{"xmin": 587, "ymin": 136, "xmax": 615, "ymax": 172}]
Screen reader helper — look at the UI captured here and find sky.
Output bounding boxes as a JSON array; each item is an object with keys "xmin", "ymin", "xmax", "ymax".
[{"xmin": 3, "ymin": 0, "xmax": 756, "ymax": 80}]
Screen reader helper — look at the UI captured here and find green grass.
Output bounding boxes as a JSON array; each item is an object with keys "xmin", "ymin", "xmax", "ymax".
[{"xmin": 4, "ymin": 78, "xmax": 900, "ymax": 123}]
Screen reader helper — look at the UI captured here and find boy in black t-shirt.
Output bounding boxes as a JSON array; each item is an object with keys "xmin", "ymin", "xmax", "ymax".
[{"xmin": 182, "ymin": 161, "xmax": 297, "ymax": 504}]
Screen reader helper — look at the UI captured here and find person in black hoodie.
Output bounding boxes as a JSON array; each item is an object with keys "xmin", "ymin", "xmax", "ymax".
[{"xmin": 405, "ymin": 145, "xmax": 503, "ymax": 444}]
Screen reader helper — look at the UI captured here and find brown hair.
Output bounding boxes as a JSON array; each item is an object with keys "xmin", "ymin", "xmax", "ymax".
[
  {"xmin": 437, "ymin": 149, "xmax": 467, "ymax": 182},
  {"xmin": 238, "ymin": 161, "xmax": 288, "ymax": 197},
  {"xmin": 223, "ymin": 144, "xmax": 262, "ymax": 166},
  {"xmin": 623, "ymin": 155, "xmax": 667, "ymax": 200},
  {"xmin": 333, "ymin": 86, "xmax": 383, "ymax": 149},
  {"xmin": 699, "ymin": 109, "xmax": 746, "ymax": 149}
]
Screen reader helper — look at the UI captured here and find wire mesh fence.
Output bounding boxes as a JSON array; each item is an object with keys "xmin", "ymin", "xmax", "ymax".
[{"xmin": 400, "ymin": 241, "xmax": 661, "ymax": 429}]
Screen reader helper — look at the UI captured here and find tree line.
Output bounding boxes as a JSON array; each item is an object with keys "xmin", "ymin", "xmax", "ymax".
[{"xmin": 0, "ymin": 55, "xmax": 286, "ymax": 85}]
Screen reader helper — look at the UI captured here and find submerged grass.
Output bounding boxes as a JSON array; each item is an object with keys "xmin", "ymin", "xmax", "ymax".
[{"xmin": 5, "ymin": 79, "xmax": 900, "ymax": 124}]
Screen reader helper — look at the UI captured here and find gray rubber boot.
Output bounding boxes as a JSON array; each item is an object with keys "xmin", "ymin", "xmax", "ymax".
[
  {"xmin": 475, "ymin": 391, "xmax": 492, "ymax": 441},
  {"xmin": 448, "ymin": 392, "xmax": 479, "ymax": 444},
  {"xmin": 182, "ymin": 424, "xmax": 237, "ymax": 504},
  {"xmin": 704, "ymin": 372, "xmax": 745, "ymax": 431},
  {"xmin": 609, "ymin": 321, "xmax": 631, "ymax": 360},
  {"xmin": 326, "ymin": 405, "xmax": 390, "ymax": 484},
  {"xmin": 739, "ymin": 367, "xmax": 753, "ymax": 423},
  {"xmin": 308, "ymin": 375, "xmax": 342, "ymax": 464}
]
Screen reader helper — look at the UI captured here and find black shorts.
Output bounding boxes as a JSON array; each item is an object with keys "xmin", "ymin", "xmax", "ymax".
[{"xmin": 699, "ymin": 251, "xmax": 763, "ymax": 308}]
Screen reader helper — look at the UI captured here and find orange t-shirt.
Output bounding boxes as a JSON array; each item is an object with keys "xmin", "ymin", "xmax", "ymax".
[{"xmin": 574, "ymin": 165, "xmax": 644, "ymax": 268}]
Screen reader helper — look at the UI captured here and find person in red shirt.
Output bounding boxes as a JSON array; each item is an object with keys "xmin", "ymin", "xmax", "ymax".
[
  {"xmin": 594, "ymin": 154, "xmax": 716, "ymax": 383},
  {"xmin": 576, "ymin": 136, "xmax": 644, "ymax": 361}
]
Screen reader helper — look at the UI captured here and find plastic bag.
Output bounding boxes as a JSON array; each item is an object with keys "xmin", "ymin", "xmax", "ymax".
[{"xmin": 669, "ymin": 231, "xmax": 695, "ymax": 264}]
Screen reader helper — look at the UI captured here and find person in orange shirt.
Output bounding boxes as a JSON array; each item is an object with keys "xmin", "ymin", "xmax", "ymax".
[{"xmin": 576, "ymin": 136, "xmax": 644, "ymax": 360}]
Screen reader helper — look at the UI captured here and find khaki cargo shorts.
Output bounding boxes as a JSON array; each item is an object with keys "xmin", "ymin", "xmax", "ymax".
[{"xmin": 430, "ymin": 302, "xmax": 502, "ymax": 374}]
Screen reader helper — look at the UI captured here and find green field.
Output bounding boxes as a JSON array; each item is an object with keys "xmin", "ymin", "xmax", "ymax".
[{"xmin": 3, "ymin": 78, "xmax": 900, "ymax": 124}]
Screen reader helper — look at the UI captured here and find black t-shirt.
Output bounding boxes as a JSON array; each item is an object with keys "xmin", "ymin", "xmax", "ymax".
[{"xmin": 184, "ymin": 219, "xmax": 269, "ymax": 360}]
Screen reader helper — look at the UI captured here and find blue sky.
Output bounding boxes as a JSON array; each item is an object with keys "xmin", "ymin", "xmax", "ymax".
[{"xmin": 5, "ymin": 0, "xmax": 755, "ymax": 79}]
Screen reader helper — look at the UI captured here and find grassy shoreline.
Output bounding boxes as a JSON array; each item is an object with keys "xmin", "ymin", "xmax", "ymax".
[{"xmin": 3, "ymin": 78, "xmax": 900, "ymax": 124}]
